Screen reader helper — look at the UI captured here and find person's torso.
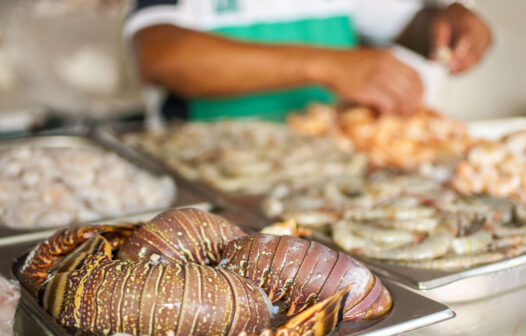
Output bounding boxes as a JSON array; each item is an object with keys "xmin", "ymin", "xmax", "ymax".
[{"xmin": 165, "ymin": 0, "xmax": 360, "ymax": 121}]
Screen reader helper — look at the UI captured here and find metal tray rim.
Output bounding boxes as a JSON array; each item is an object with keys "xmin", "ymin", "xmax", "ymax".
[
  {"xmin": 0, "ymin": 203, "xmax": 212, "ymax": 247},
  {"xmin": 360, "ymin": 308, "xmax": 455, "ymax": 336},
  {"xmin": 0, "ymin": 133, "xmax": 182, "ymax": 239}
]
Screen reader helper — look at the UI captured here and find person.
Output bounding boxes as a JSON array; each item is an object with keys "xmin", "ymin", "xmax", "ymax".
[{"xmin": 125, "ymin": 0, "xmax": 492, "ymax": 121}]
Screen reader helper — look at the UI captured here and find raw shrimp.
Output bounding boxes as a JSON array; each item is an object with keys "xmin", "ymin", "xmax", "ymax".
[
  {"xmin": 281, "ymin": 209, "xmax": 342, "ymax": 228},
  {"xmin": 399, "ymin": 245, "xmax": 526, "ymax": 271},
  {"xmin": 343, "ymin": 220, "xmax": 420, "ymax": 246},
  {"xmin": 332, "ymin": 220, "xmax": 389, "ymax": 252},
  {"xmin": 126, "ymin": 120, "xmax": 365, "ymax": 195},
  {"xmin": 348, "ymin": 206, "xmax": 436, "ymax": 221},
  {"xmin": 451, "ymin": 230, "xmax": 493, "ymax": 255},
  {"xmin": 356, "ymin": 226, "xmax": 454, "ymax": 261},
  {"xmin": 375, "ymin": 217, "xmax": 440, "ymax": 233}
]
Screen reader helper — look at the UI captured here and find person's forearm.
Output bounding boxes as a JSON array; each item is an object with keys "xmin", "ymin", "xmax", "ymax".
[
  {"xmin": 135, "ymin": 24, "xmax": 425, "ymax": 115},
  {"xmin": 135, "ymin": 24, "xmax": 332, "ymax": 98}
]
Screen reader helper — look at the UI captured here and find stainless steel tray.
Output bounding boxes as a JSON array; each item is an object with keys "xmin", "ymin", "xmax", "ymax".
[
  {"xmin": 96, "ymin": 122, "xmax": 272, "ymax": 228},
  {"xmin": 0, "ymin": 133, "xmax": 211, "ymax": 243},
  {"xmin": 97, "ymin": 122, "xmax": 526, "ymax": 303},
  {"xmin": 309, "ymin": 230, "xmax": 526, "ymax": 303},
  {"xmin": 6, "ymin": 209, "xmax": 453, "ymax": 336}
]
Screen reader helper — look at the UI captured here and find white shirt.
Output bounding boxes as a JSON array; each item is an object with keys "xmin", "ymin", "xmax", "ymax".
[{"xmin": 125, "ymin": 0, "xmax": 424, "ymax": 45}]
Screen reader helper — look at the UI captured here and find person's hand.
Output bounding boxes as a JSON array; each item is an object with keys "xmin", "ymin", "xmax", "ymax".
[
  {"xmin": 318, "ymin": 48, "xmax": 423, "ymax": 116},
  {"xmin": 432, "ymin": 4, "xmax": 493, "ymax": 74}
]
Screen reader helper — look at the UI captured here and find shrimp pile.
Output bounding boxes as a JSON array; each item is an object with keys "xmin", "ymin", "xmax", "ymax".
[
  {"xmin": 288, "ymin": 104, "xmax": 472, "ymax": 171},
  {"xmin": 0, "ymin": 146, "xmax": 175, "ymax": 229},
  {"xmin": 264, "ymin": 172, "xmax": 526, "ymax": 271},
  {"xmin": 124, "ymin": 121, "xmax": 366, "ymax": 194},
  {"xmin": 0, "ymin": 275, "xmax": 19, "ymax": 336},
  {"xmin": 453, "ymin": 131, "xmax": 526, "ymax": 202}
]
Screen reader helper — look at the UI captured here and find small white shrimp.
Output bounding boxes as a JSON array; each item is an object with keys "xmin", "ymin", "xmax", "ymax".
[
  {"xmin": 331, "ymin": 220, "xmax": 393, "ymax": 252},
  {"xmin": 375, "ymin": 217, "xmax": 440, "ymax": 233},
  {"xmin": 348, "ymin": 206, "xmax": 436, "ymax": 221},
  {"xmin": 281, "ymin": 209, "xmax": 341, "ymax": 228},
  {"xmin": 344, "ymin": 220, "xmax": 420, "ymax": 246},
  {"xmin": 489, "ymin": 235, "xmax": 526, "ymax": 250},
  {"xmin": 356, "ymin": 226, "xmax": 454, "ymax": 261},
  {"xmin": 485, "ymin": 222, "xmax": 526, "ymax": 238},
  {"xmin": 451, "ymin": 230, "xmax": 493, "ymax": 255},
  {"xmin": 398, "ymin": 251, "xmax": 508, "ymax": 271},
  {"xmin": 399, "ymin": 245, "xmax": 526, "ymax": 271}
]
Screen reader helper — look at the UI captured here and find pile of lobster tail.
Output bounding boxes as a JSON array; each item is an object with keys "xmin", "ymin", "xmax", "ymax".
[{"xmin": 18, "ymin": 208, "xmax": 392, "ymax": 336}]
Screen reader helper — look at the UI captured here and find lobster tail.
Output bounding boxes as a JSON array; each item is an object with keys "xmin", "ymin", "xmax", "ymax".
[
  {"xmin": 274, "ymin": 284, "xmax": 351, "ymax": 336},
  {"xmin": 46, "ymin": 253, "xmax": 270, "ymax": 336},
  {"xmin": 118, "ymin": 208, "xmax": 245, "ymax": 265},
  {"xmin": 18, "ymin": 225, "xmax": 135, "ymax": 296},
  {"xmin": 221, "ymin": 234, "xmax": 392, "ymax": 321},
  {"xmin": 238, "ymin": 284, "xmax": 351, "ymax": 336}
]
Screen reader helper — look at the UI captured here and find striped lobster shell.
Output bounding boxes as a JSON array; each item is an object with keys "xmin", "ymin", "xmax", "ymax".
[
  {"xmin": 46, "ymin": 252, "xmax": 269, "ymax": 336},
  {"xmin": 19, "ymin": 208, "xmax": 391, "ymax": 336}
]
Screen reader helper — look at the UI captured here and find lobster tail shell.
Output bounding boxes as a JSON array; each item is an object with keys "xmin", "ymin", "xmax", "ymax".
[
  {"xmin": 118, "ymin": 208, "xmax": 245, "ymax": 265},
  {"xmin": 48, "ymin": 254, "xmax": 270, "ymax": 336},
  {"xmin": 18, "ymin": 225, "xmax": 135, "ymax": 296},
  {"xmin": 221, "ymin": 234, "xmax": 392, "ymax": 321}
]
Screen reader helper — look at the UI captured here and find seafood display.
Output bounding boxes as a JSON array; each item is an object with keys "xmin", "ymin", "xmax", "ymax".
[
  {"xmin": 288, "ymin": 104, "xmax": 473, "ymax": 171},
  {"xmin": 0, "ymin": 275, "xmax": 19, "ymax": 336},
  {"xmin": 17, "ymin": 208, "xmax": 391, "ymax": 336},
  {"xmin": 264, "ymin": 172, "xmax": 526, "ymax": 271},
  {"xmin": 123, "ymin": 120, "xmax": 366, "ymax": 194},
  {"xmin": 453, "ymin": 130, "xmax": 526, "ymax": 202},
  {"xmin": 0, "ymin": 146, "xmax": 175, "ymax": 229}
]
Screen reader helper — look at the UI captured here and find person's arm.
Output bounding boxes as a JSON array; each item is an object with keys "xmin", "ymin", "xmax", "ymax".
[
  {"xmin": 135, "ymin": 25, "xmax": 423, "ymax": 115},
  {"xmin": 397, "ymin": 3, "xmax": 493, "ymax": 73}
]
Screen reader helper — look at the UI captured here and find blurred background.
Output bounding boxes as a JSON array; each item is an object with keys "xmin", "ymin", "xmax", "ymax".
[
  {"xmin": 0, "ymin": 0, "xmax": 523, "ymax": 126},
  {"xmin": 442, "ymin": 0, "xmax": 526, "ymax": 120}
]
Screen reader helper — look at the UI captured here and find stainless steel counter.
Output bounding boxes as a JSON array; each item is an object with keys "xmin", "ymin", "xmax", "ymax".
[{"xmin": 406, "ymin": 283, "xmax": 526, "ymax": 335}]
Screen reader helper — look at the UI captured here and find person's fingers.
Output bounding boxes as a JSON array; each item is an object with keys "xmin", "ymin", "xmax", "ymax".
[
  {"xmin": 431, "ymin": 18, "xmax": 453, "ymax": 59},
  {"xmin": 384, "ymin": 58, "xmax": 424, "ymax": 105},
  {"xmin": 362, "ymin": 87, "xmax": 397, "ymax": 115},
  {"xmin": 452, "ymin": 26, "xmax": 492, "ymax": 73},
  {"xmin": 451, "ymin": 44, "xmax": 483, "ymax": 73},
  {"xmin": 379, "ymin": 75, "xmax": 420, "ymax": 115},
  {"xmin": 450, "ymin": 35, "xmax": 473, "ymax": 73}
]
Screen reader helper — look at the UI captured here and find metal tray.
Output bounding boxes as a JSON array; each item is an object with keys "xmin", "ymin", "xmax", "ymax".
[
  {"xmin": 0, "ymin": 133, "xmax": 212, "ymax": 243},
  {"xmin": 7, "ymin": 209, "xmax": 453, "ymax": 336},
  {"xmin": 96, "ymin": 122, "xmax": 272, "ymax": 228},
  {"xmin": 97, "ymin": 121, "xmax": 526, "ymax": 303},
  {"xmin": 309, "ymin": 228, "xmax": 526, "ymax": 303},
  {"xmin": 100, "ymin": 121, "xmax": 526, "ymax": 302}
]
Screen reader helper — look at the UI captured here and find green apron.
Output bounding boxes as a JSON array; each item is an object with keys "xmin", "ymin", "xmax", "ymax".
[{"xmin": 190, "ymin": 16, "xmax": 359, "ymax": 121}]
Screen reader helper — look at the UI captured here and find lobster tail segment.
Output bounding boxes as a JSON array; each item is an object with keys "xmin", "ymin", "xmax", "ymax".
[
  {"xmin": 221, "ymin": 233, "xmax": 392, "ymax": 321},
  {"xmin": 118, "ymin": 208, "xmax": 245, "ymax": 265},
  {"xmin": 238, "ymin": 284, "xmax": 351, "ymax": 336},
  {"xmin": 18, "ymin": 224, "xmax": 135, "ymax": 296}
]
